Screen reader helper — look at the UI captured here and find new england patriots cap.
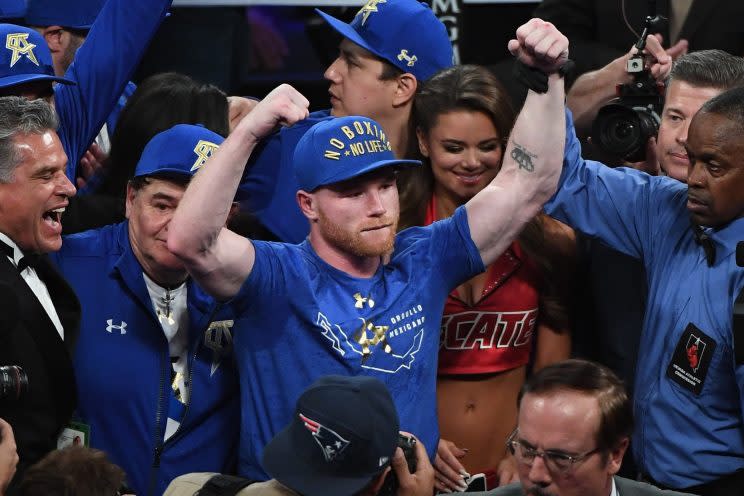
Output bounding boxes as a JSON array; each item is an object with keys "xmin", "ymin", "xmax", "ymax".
[
  {"xmin": 0, "ymin": 0, "xmax": 25, "ymax": 20},
  {"xmin": 26, "ymin": 0, "xmax": 106, "ymax": 30},
  {"xmin": 262, "ymin": 375, "xmax": 400, "ymax": 496},
  {"xmin": 316, "ymin": 0, "xmax": 453, "ymax": 82},
  {"xmin": 294, "ymin": 115, "xmax": 420, "ymax": 192},
  {"xmin": 0, "ymin": 24, "xmax": 75, "ymax": 88},
  {"xmin": 134, "ymin": 124, "xmax": 224, "ymax": 179}
]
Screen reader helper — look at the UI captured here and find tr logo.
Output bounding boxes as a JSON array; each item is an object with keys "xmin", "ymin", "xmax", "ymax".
[
  {"xmin": 356, "ymin": 0, "xmax": 386, "ymax": 25},
  {"xmin": 397, "ymin": 49, "xmax": 417, "ymax": 67},
  {"xmin": 105, "ymin": 319, "xmax": 127, "ymax": 335},
  {"xmin": 191, "ymin": 140, "xmax": 220, "ymax": 171},
  {"xmin": 6, "ymin": 33, "xmax": 39, "ymax": 67}
]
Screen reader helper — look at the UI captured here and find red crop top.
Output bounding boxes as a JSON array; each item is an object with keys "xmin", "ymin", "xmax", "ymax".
[{"xmin": 425, "ymin": 196, "xmax": 541, "ymax": 375}]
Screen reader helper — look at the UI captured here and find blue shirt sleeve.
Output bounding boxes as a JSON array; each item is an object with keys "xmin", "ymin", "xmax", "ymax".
[
  {"xmin": 54, "ymin": 0, "xmax": 171, "ymax": 181},
  {"xmin": 544, "ymin": 109, "xmax": 687, "ymax": 261}
]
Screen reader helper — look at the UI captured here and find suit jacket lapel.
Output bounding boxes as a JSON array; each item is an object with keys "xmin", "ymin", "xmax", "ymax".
[
  {"xmin": 34, "ymin": 255, "xmax": 81, "ymax": 352},
  {"xmin": 4, "ymin": 255, "xmax": 80, "ymax": 424}
]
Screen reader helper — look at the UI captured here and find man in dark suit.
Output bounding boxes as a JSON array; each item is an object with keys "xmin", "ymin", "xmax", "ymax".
[
  {"xmin": 462, "ymin": 360, "xmax": 693, "ymax": 496},
  {"xmin": 0, "ymin": 96, "xmax": 79, "ymax": 492}
]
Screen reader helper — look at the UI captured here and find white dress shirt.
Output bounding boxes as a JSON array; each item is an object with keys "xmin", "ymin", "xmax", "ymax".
[{"xmin": 0, "ymin": 232, "xmax": 64, "ymax": 339}]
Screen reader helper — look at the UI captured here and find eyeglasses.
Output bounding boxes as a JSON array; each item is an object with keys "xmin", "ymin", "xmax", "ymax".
[{"xmin": 506, "ymin": 429, "xmax": 601, "ymax": 474}]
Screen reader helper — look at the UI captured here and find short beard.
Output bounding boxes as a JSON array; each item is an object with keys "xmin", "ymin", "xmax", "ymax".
[{"xmin": 317, "ymin": 210, "xmax": 396, "ymax": 258}]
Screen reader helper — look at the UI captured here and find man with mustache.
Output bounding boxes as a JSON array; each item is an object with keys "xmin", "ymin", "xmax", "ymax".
[
  {"xmin": 525, "ymin": 38, "xmax": 744, "ymax": 492},
  {"xmin": 168, "ymin": 18, "xmax": 569, "ymax": 482},
  {"xmin": 461, "ymin": 360, "xmax": 692, "ymax": 496}
]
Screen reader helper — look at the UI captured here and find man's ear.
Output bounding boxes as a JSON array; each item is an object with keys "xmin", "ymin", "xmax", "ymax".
[
  {"xmin": 392, "ymin": 73, "xmax": 417, "ymax": 108},
  {"xmin": 40, "ymin": 26, "xmax": 65, "ymax": 52},
  {"xmin": 297, "ymin": 190, "xmax": 318, "ymax": 222},
  {"xmin": 416, "ymin": 127, "xmax": 429, "ymax": 158},
  {"xmin": 124, "ymin": 183, "xmax": 136, "ymax": 220},
  {"xmin": 607, "ymin": 437, "xmax": 629, "ymax": 476}
]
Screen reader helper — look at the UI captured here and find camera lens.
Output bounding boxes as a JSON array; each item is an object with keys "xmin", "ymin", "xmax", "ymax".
[
  {"xmin": 0, "ymin": 365, "xmax": 28, "ymax": 402},
  {"xmin": 593, "ymin": 103, "xmax": 660, "ymax": 162}
]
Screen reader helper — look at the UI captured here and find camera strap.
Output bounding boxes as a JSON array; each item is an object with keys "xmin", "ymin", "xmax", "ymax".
[{"xmin": 196, "ymin": 474, "xmax": 255, "ymax": 496}]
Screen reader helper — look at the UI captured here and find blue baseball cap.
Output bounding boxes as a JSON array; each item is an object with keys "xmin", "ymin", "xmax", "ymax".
[
  {"xmin": 0, "ymin": 24, "xmax": 75, "ymax": 88},
  {"xmin": 316, "ymin": 0, "xmax": 453, "ymax": 82},
  {"xmin": 262, "ymin": 375, "xmax": 400, "ymax": 496},
  {"xmin": 134, "ymin": 124, "xmax": 224, "ymax": 179},
  {"xmin": 26, "ymin": 0, "xmax": 105, "ymax": 30},
  {"xmin": 0, "ymin": 0, "xmax": 26, "ymax": 20},
  {"xmin": 294, "ymin": 116, "xmax": 420, "ymax": 192}
]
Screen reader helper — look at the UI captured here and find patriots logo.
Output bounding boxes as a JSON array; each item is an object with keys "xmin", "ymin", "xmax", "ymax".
[{"xmin": 300, "ymin": 413, "xmax": 350, "ymax": 462}]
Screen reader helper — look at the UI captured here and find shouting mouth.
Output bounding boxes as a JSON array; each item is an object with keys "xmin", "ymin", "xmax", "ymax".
[{"xmin": 42, "ymin": 206, "xmax": 65, "ymax": 230}]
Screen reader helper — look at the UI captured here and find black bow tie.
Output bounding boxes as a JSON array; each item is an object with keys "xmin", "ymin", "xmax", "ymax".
[
  {"xmin": 692, "ymin": 224, "xmax": 716, "ymax": 267},
  {"xmin": 0, "ymin": 240, "xmax": 42, "ymax": 272}
]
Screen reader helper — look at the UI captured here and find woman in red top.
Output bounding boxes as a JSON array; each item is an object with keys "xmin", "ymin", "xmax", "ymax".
[{"xmin": 398, "ymin": 65, "xmax": 574, "ymax": 491}]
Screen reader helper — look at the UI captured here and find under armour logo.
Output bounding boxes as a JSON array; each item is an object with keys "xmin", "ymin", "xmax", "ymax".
[
  {"xmin": 397, "ymin": 49, "xmax": 417, "ymax": 67},
  {"xmin": 6, "ymin": 33, "xmax": 39, "ymax": 67},
  {"xmin": 205, "ymin": 320, "xmax": 234, "ymax": 376},
  {"xmin": 353, "ymin": 292, "xmax": 375, "ymax": 309},
  {"xmin": 354, "ymin": 319, "xmax": 392, "ymax": 363},
  {"xmin": 191, "ymin": 140, "xmax": 220, "ymax": 172},
  {"xmin": 356, "ymin": 0, "xmax": 386, "ymax": 25},
  {"xmin": 105, "ymin": 319, "xmax": 127, "ymax": 335}
]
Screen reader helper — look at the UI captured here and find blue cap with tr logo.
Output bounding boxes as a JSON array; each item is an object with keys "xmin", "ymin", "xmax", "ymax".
[
  {"xmin": 293, "ymin": 115, "xmax": 420, "ymax": 192},
  {"xmin": 134, "ymin": 124, "xmax": 224, "ymax": 179},
  {"xmin": 26, "ymin": 0, "xmax": 106, "ymax": 30},
  {"xmin": 316, "ymin": 0, "xmax": 453, "ymax": 82},
  {"xmin": 0, "ymin": 24, "xmax": 75, "ymax": 88}
]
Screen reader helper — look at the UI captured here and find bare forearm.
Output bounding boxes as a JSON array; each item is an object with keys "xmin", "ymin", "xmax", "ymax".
[
  {"xmin": 468, "ymin": 74, "xmax": 566, "ymax": 266},
  {"xmin": 170, "ymin": 126, "xmax": 260, "ymax": 261},
  {"xmin": 567, "ymin": 54, "xmax": 631, "ymax": 135}
]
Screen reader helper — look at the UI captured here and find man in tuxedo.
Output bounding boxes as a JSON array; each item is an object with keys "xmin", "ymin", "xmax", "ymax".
[
  {"xmin": 463, "ymin": 360, "xmax": 693, "ymax": 496},
  {"xmin": 0, "ymin": 96, "xmax": 79, "ymax": 491}
]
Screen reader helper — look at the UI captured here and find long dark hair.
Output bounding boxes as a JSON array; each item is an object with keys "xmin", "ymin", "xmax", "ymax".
[
  {"xmin": 96, "ymin": 72, "xmax": 230, "ymax": 197},
  {"xmin": 401, "ymin": 65, "xmax": 571, "ymax": 330}
]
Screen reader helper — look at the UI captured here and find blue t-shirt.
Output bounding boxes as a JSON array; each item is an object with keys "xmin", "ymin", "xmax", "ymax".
[{"xmin": 233, "ymin": 206, "xmax": 484, "ymax": 479}]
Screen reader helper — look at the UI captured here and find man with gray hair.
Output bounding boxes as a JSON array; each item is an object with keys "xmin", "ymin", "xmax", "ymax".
[{"xmin": 0, "ymin": 96, "xmax": 79, "ymax": 492}]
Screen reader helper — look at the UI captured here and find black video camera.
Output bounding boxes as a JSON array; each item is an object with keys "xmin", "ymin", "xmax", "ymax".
[
  {"xmin": 592, "ymin": 15, "xmax": 666, "ymax": 162},
  {"xmin": 0, "ymin": 365, "xmax": 28, "ymax": 403},
  {"xmin": 378, "ymin": 434, "xmax": 417, "ymax": 496}
]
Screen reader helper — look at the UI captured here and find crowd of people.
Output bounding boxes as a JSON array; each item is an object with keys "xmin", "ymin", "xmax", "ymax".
[{"xmin": 0, "ymin": 0, "xmax": 742, "ymax": 495}]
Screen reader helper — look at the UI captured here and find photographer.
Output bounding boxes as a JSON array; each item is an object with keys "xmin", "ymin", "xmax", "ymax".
[
  {"xmin": 164, "ymin": 375, "xmax": 435, "ymax": 496},
  {"xmin": 0, "ymin": 418, "xmax": 18, "ymax": 495}
]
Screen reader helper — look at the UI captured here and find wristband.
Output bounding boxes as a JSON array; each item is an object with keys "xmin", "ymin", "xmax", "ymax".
[{"xmin": 513, "ymin": 59, "xmax": 575, "ymax": 93}]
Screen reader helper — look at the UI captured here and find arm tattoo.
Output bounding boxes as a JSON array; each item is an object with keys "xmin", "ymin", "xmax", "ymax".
[{"xmin": 511, "ymin": 143, "xmax": 537, "ymax": 172}]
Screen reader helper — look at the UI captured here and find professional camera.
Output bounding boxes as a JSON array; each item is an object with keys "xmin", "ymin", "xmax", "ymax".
[
  {"xmin": 378, "ymin": 434, "xmax": 417, "ymax": 496},
  {"xmin": 592, "ymin": 15, "xmax": 666, "ymax": 162},
  {"xmin": 0, "ymin": 365, "xmax": 28, "ymax": 403}
]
